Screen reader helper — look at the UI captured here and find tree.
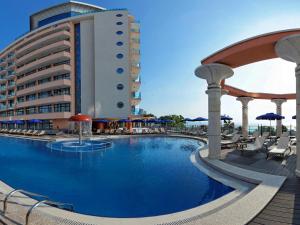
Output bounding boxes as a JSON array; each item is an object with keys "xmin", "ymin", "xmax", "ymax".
[{"xmin": 159, "ymin": 115, "xmax": 185, "ymax": 128}]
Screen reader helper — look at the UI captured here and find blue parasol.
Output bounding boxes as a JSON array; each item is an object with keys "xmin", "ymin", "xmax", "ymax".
[
  {"xmin": 193, "ymin": 117, "xmax": 208, "ymax": 122},
  {"xmin": 221, "ymin": 115, "xmax": 233, "ymax": 121},
  {"xmin": 94, "ymin": 119, "xmax": 110, "ymax": 123}
]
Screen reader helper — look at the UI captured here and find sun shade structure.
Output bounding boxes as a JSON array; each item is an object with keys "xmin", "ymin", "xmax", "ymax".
[
  {"xmin": 196, "ymin": 27, "xmax": 300, "ymax": 176},
  {"xmin": 221, "ymin": 115, "xmax": 233, "ymax": 121},
  {"xmin": 183, "ymin": 118, "xmax": 194, "ymax": 122},
  {"xmin": 94, "ymin": 119, "xmax": 110, "ymax": 123},
  {"xmin": 132, "ymin": 119, "xmax": 145, "ymax": 123},
  {"xmin": 118, "ymin": 119, "xmax": 131, "ymax": 123},
  {"xmin": 28, "ymin": 119, "xmax": 43, "ymax": 123},
  {"xmin": 193, "ymin": 117, "xmax": 208, "ymax": 122},
  {"xmin": 256, "ymin": 113, "xmax": 285, "ymax": 120}
]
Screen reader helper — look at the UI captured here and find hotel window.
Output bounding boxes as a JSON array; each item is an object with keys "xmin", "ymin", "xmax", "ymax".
[
  {"xmin": 53, "ymin": 60, "xmax": 70, "ymax": 67},
  {"xmin": 17, "ymin": 85, "xmax": 24, "ymax": 91},
  {"xmin": 116, "ymin": 31, "xmax": 123, "ymax": 35},
  {"xmin": 116, "ymin": 68, "xmax": 124, "ymax": 74},
  {"xmin": 116, "ymin": 41, "xmax": 123, "ymax": 46},
  {"xmin": 38, "ymin": 105, "xmax": 52, "ymax": 113},
  {"xmin": 17, "ymin": 96, "xmax": 25, "ymax": 103},
  {"xmin": 53, "ymin": 73, "xmax": 70, "ymax": 80},
  {"xmin": 38, "ymin": 91, "xmax": 52, "ymax": 99},
  {"xmin": 25, "ymin": 81, "xmax": 36, "ymax": 88},
  {"xmin": 116, "ymin": 14, "xmax": 123, "ymax": 17},
  {"xmin": 26, "ymin": 107, "xmax": 36, "ymax": 115},
  {"xmin": 16, "ymin": 108, "xmax": 24, "ymax": 116},
  {"xmin": 117, "ymin": 84, "xmax": 124, "ymax": 90},
  {"xmin": 116, "ymin": 53, "xmax": 124, "ymax": 59},
  {"xmin": 0, "ymin": 112, "xmax": 6, "ymax": 117},
  {"xmin": 54, "ymin": 103, "xmax": 70, "ymax": 112},
  {"xmin": 116, "ymin": 22, "xmax": 123, "ymax": 25},
  {"xmin": 38, "ymin": 77, "xmax": 51, "ymax": 85},
  {"xmin": 53, "ymin": 88, "xmax": 70, "ymax": 96},
  {"xmin": 26, "ymin": 94, "xmax": 36, "ymax": 101},
  {"xmin": 117, "ymin": 102, "xmax": 124, "ymax": 108},
  {"xmin": 7, "ymin": 110, "xmax": 14, "ymax": 116}
]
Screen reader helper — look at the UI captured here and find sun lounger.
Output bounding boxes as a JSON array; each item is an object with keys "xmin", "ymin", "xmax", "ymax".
[
  {"xmin": 115, "ymin": 129, "xmax": 122, "ymax": 134},
  {"xmin": 25, "ymin": 130, "xmax": 33, "ymax": 135},
  {"xmin": 222, "ymin": 130, "xmax": 238, "ymax": 140},
  {"xmin": 36, "ymin": 130, "xmax": 46, "ymax": 136},
  {"xmin": 221, "ymin": 134, "xmax": 240, "ymax": 148},
  {"xmin": 266, "ymin": 136, "xmax": 291, "ymax": 159},
  {"xmin": 238, "ymin": 137, "xmax": 266, "ymax": 154}
]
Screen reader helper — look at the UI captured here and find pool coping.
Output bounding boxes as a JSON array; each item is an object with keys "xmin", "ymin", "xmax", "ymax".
[{"xmin": 0, "ymin": 134, "xmax": 286, "ymax": 225}]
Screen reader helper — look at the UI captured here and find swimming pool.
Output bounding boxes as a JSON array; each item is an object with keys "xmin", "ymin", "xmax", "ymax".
[{"xmin": 0, "ymin": 136, "xmax": 233, "ymax": 218}]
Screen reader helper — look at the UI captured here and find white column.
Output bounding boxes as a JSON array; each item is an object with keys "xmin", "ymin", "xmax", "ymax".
[
  {"xmin": 195, "ymin": 63, "xmax": 233, "ymax": 159},
  {"xmin": 271, "ymin": 99, "xmax": 287, "ymax": 137},
  {"xmin": 275, "ymin": 35, "xmax": 300, "ymax": 177},
  {"xmin": 237, "ymin": 97, "xmax": 253, "ymax": 138}
]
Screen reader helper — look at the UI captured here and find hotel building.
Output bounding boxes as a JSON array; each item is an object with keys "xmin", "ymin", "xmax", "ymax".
[{"xmin": 0, "ymin": 1, "xmax": 141, "ymax": 129}]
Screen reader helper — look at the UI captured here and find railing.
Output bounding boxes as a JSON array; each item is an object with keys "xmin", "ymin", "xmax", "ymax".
[
  {"xmin": 2, "ymin": 188, "xmax": 74, "ymax": 225},
  {"xmin": 132, "ymin": 92, "xmax": 141, "ymax": 99}
]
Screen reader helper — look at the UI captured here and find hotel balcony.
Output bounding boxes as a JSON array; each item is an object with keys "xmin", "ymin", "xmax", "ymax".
[
  {"xmin": 131, "ymin": 108, "xmax": 143, "ymax": 115},
  {"xmin": 17, "ymin": 64, "xmax": 71, "ymax": 84},
  {"xmin": 7, "ymin": 93, "xmax": 15, "ymax": 99},
  {"xmin": 0, "ymin": 95, "xmax": 6, "ymax": 101},
  {"xmin": 130, "ymin": 22, "xmax": 140, "ymax": 33},
  {"xmin": 131, "ymin": 63, "xmax": 140, "ymax": 80},
  {"xmin": 0, "ymin": 86, "xmax": 6, "ymax": 91},
  {"xmin": 16, "ymin": 30, "xmax": 70, "ymax": 58},
  {"xmin": 131, "ymin": 80, "xmax": 141, "ymax": 92},
  {"xmin": 0, "ymin": 60, "xmax": 6, "ymax": 66},
  {"xmin": 13, "ymin": 112, "xmax": 73, "ymax": 121},
  {"xmin": 131, "ymin": 92, "xmax": 141, "ymax": 106},
  {"xmin": 16, "ymin": 51, "xmax": 71, "ymax": 75},
  {"xmin": 16, "ymin": 40, "xmax": 71, "ymax": 66},
  {"xmin": 17, "ymin": 79, "xmax": 72, "ymax": 96},
  {"xmin": 16, "ymin": 95, "xmax": 71, "ymax": 108},
  {"xmin": 0, "ymin": 106, "xmax": 6, "ymax": 111},
  {"xmin": 0, "ymin": 69, "xmax": 6, "ymax": 75}
]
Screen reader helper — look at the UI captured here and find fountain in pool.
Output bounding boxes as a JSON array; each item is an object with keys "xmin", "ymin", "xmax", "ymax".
[{"xmin": 47, "ymin": 114, "xmax": 112, "ymax": 152}]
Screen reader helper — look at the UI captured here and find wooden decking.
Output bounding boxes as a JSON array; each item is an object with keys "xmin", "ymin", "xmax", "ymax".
[{"xmin": 221, "ymin": 146, "xmax": 300, "ymax": 225}]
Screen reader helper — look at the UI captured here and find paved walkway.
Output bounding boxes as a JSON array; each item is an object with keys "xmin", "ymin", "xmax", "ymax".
[{"xmin": 221, "ymin": 146, "xmax": 300, "ymax": 225}]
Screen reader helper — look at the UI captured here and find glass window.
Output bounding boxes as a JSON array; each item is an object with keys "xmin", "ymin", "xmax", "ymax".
[
  {"xmin": 17, "ymin": 96, "xmax": 25, "ymax": 103},
  {"xmin": 54, "ymin": 103, "xmax": 71, "ymax": 112},
  {"xmin": 38, "ymin": 91, "xmax": 52, "ymax": 99},
  {"xmin": 116, "ymin": 53, "xmax": 124, "ymax": 59},
  {"xmin": 53, "ymin": 73, "xmax": 70, "ymax": 80},
  {"xmin": 26, "ymin": 94, "xmax": 36, "ymax": 101},
  {"xmin": 26, "ymin": 107, "xmax": 36, "ymax": 115},
  {"xmin": 116, "ymin": 68, "xmax": 124, "ymax": 74},
  {"xmin": 116, "ymin": 31, "xmax": 123, "ymax": 35},
  {"xmin": 25, "ymin": 81, "xmax": 36, "ymax": 88},
  {"xmin": 116, "ymin": 41, "xmax": 123, "ymax": 46},
  {"xmin": 16, "ymin": 108, "xmax": 24, "ymax": 116},
  {"xmin": 38, "ymin": 77, "xmax": 51, "ymax": 85},
  {"xmin": 116, "ymin": 14, "xmax": 123, "ymax": 17},
  {"xmin": 117, "ymin": 102, "xmax": 124, "ymax": 108},
  {"xmin": 116, "ymin": 22, "xmax": 123, "ymax": 25},
  {"xmin": 117, "ymin": 84, "xmax": 124, "ymax": 90},
  {"xmin": 38, "ymin": 105, "xmax": 52, "ymax": 113},
  {"xmin": 53, "ymin": 88, "xmax": 70, "ymax": 96}
]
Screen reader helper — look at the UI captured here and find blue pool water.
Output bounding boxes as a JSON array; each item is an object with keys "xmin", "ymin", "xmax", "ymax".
[{"xmin": 0, "ymin": 136, "xmax": 233, "ymax": 217}]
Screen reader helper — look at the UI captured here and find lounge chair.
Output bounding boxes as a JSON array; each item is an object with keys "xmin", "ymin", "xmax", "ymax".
[
  {"xmin": 104, "ymin": 129, "xmax": 110, "ymax": 134},
  {"xmin": 266, "ymin": 136, "xmax": 291, "ymax": 159},
  {"xmin": 29, "ymin": 130, "xmax": 39, "ymax": 136},
  {"xmin": 25, "ymin": 130, "xmax": 33, "ymax": 135},
  {"xmin": 36, "ymin": 130, "xmax": 46, "ymax": 136},
  {"xmin": 238, "ymin": 137, "xmax": 266, "ymax": 154},
  {"xmin": 221, "ymin": 134, "xmax": 241, "ymax": 148},
  {"xmin": 247, "ymin": 131, "xmax": 259, "ymax": 142},
  {"xmin": 115, "ymin": 129, "xmax": 122, "ymax": 134},
  {"xmin": 222, "ymin": 131, "xmax": 238, "ymax": 140}
]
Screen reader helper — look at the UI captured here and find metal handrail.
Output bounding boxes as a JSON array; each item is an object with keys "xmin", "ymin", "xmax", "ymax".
[
  {"xmin": 3, "ymin": 189, "xmax": 48, "ymax": 214},
  {"xmin": 26, "ymin": 200, "xmax": 74, "ymax": 225}
]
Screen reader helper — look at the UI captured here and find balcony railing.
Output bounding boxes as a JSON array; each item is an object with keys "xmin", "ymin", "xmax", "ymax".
[
  {"xmin": 0, "ymin": 87, "xmax": 6, "ymax": 91},
  {"xmin": 132, "ymin": 92, "xmax": 141, "ymax": 99}
]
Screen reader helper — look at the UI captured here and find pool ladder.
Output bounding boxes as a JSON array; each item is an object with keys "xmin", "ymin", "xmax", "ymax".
[{"xmin": 3, "ymin": 189, "xmax": 74, "ymax": 225}]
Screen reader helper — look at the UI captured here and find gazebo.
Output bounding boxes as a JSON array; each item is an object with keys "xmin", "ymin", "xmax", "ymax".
[{"xmin": 195, "ymin": 29, "xmax": 300, "ymax": 177}]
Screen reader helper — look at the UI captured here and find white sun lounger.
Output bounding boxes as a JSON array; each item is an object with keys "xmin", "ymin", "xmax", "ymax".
[
  {"xmin": 221, "ymin": 134, "xmax": 240, "ymax": 148},
  {"xmin": 239, "ymin": 137, "xmax": 266, "ymax": 154},
  {"xmin": 266, "ymin": 136, "xmax": 291, "ymax": 159}
]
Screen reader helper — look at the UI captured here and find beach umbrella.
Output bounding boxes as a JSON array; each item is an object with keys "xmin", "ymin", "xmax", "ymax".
[
  {"xmin": 15, "ymin": 120, "xmax": 24, "ymax": 124},
  {"xmin": 118, "ymin": 119, "xmax": 131, "ymax": 123},
  {"xmin": 94, "ymin": 119, "xmax": 110, "ymax": 123},
  {"xmin": 256, "ymin": 113, "xmax": 284, "ymax": 134},
  {"xmin": 221, "ymin": 115, "xmax": 233, "ymax": 121},
  {"xmin": 145, "ymin": 119, "xmax": 158, "ymax": 123},
  {"xmin": 160, "ymin": 119, "xmax": 173, "ymax": 123},
  {"xmin": 132, "ymin": 119, "xmax": 145, "ymax": 123},
  {"xmin": 183, "ymin": 118, "xmax": 193, "ymax": 122},
  {"xmin": 192, "ymin": 117, "xmax": 208, "ymax": 122},
  {"xmin": 293, "ymin": 115, "xmax": 296, "ymax": 119}
]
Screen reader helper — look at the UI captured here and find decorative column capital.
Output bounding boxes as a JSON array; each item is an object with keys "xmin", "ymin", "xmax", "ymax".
[
  {"xmin": 195, "ymin": 63, "xmax": 234, "ymax": 88},
  {"xmin": 271, "ymin": 98, "xmax": 287, "ymax": 107},
  {"xmin": 275, "ymin": 34, "xmax": 300, "ymax": 64},
  {"xmin": 236, "ymin": 96, "xmax": 253, "ymax": 107}
]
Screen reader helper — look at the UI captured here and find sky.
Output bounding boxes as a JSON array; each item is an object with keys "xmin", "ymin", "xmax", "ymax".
[{"xmin": 1, "ymin": 0, "xmax": 300, "ymax": 126}]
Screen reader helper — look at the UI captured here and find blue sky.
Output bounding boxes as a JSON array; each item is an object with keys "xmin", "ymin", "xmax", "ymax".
[{"xmin": 1, "ymin": 0, "xmax": 300, "ymax": 126}]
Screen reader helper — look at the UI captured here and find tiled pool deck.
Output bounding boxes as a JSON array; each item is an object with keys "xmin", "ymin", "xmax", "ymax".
[
  {"xmin": 0, "ymin": 133, "xmax": 297, "ymax": 224},
  {"xmin": 221, "ymin": 146, "xmax": 300, "ymax": 225}
]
